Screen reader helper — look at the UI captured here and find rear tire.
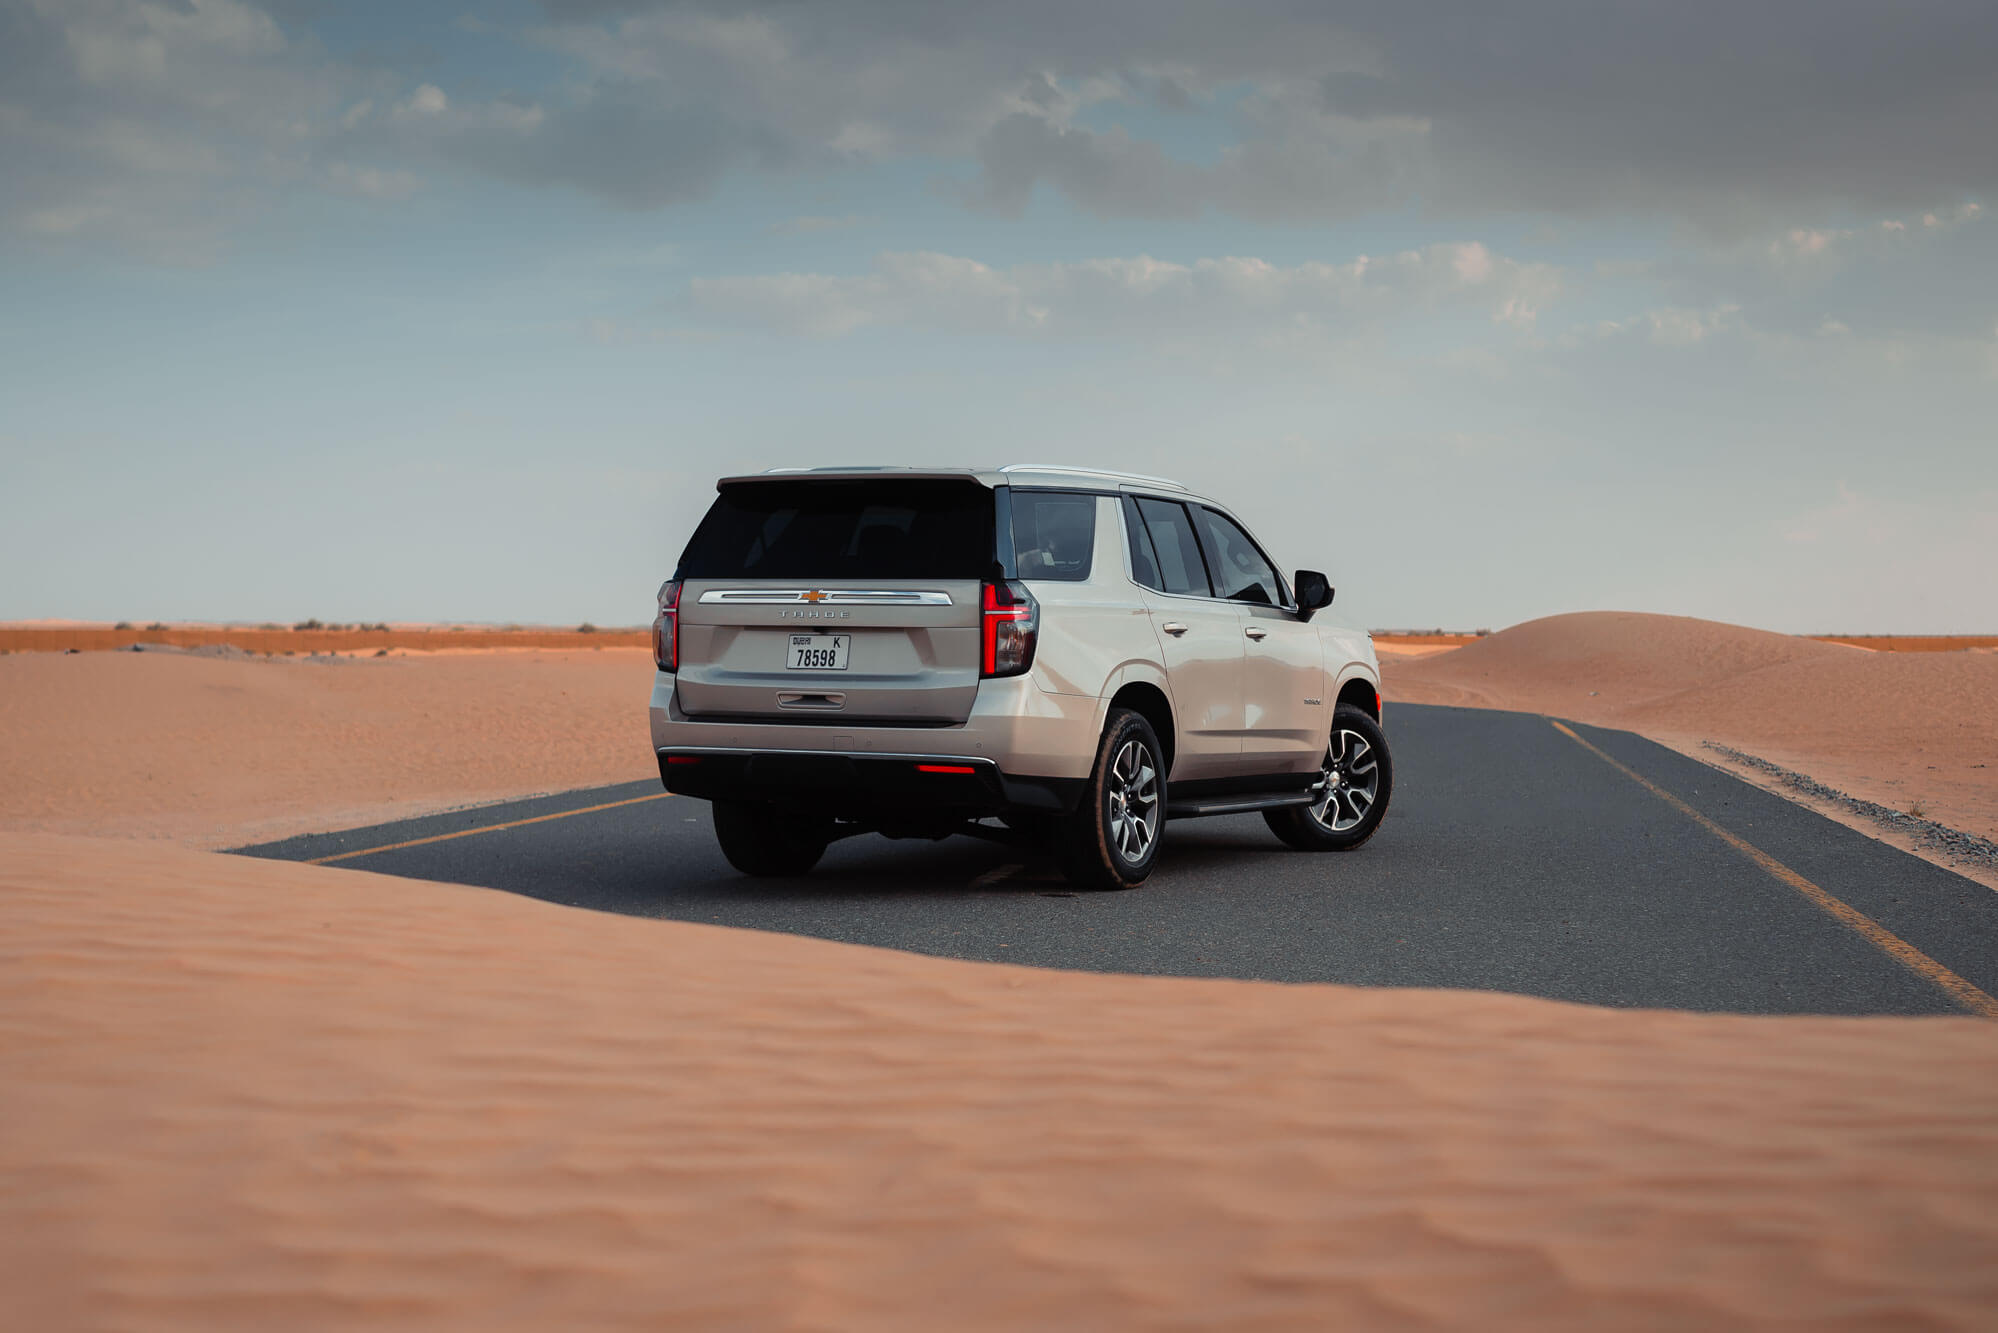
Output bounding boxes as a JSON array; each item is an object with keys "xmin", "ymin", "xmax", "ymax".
[
  {"xmin": 1264, "ymin": 704, "xmax": 1393, "ymax": 851},
  {"xmin": 1056, "ymin": 708, "xmax": 1166, "ymax": 891},
  {"xmin": 712, "ymin": 800, "xmax": 831, "ymax": 876}
]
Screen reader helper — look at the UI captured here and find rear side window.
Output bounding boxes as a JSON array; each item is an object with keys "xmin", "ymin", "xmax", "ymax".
[
  {"xmin": 1133, "ymin": 498, "xmax": 1211, "ymax": 597},
  {"xmin": 1122, "ymin": 496, "xmax": 1163, "ymax": 591},
  {"xmin": 1010, "ymin": 490, "xmax": 1096, "ymax": 581},
  {"xmin": 678, "ymin": 480, "xmax": 993, "ymax": 579}
]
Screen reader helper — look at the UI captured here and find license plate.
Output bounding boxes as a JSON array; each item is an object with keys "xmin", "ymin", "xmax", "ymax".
[{"xmin": 786, "ymin": 633, "xmax": 850, "ymax": 671}]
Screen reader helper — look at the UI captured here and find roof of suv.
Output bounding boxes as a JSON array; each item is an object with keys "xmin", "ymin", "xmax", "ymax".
[{"xmin": 720, "ymin": 464, "xmax": 1192, "ymax": 494}]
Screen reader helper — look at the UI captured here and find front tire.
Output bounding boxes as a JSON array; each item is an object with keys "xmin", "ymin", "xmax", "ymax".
[
  {"xmin": 712, "ymin": 800, "xmax": 831, "ymax": 876},
  {"xmin": 1264, "ymin": 704, "xmax": 1393, "ymax": 851},
  {"xmin": 1056, "ymin": 708, "xmax": 1165, "ymax": 891}
]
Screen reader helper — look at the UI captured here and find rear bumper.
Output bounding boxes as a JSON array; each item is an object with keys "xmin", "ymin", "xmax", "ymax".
[
  {"xmin": 652, "ymin": 670, "xmax": 1102, "ymax": 767},
  {"xmin": 657, "ymin": 747, "xmax": 1082, "ymax": 816},
  {"xmin": 650, "ymin": 671, "xmax": 1099, "ymax": 817}
]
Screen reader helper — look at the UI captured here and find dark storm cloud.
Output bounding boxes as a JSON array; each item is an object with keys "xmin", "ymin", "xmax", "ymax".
[
  {"xmin": 7, "ymin": 0, "xmax": 1993, "ymax": 247},
  {"xmin": 440, "ymin": 88, "xmax": 785, "ymax": 210},
  {"xmin": 526, "ymin": 0, "xmax": 1998, "ymax": 225}
]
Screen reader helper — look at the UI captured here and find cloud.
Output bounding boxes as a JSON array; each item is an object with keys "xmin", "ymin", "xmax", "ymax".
[
  {"xmin": 764, "ymin": 213, "xmax": 865, "ymax": 236},
  {"xmin": 325, "ymin": 162, "xmax": 421, "ymax": 200},
  {"xmin": 1640, "ymin": 202, "xmax": 1998, "ymax": 341},
  {"xmin": 9, "ymin": 0, "xmax": 1994, "ymax": 257},
  {"xmin": 690, "ymin": 242, "xmax": 1563, "ymax": 338},
  {"xmin": 0, "ymin": 0, "xmax": 346, "ymax": 258},
  {"xmin": 422, "ymin": 86, "xmax": 776, "ymax": 210},
  {"xmin": 528, "ymin": 0, "xmax": 1998, "ymax": 228}
]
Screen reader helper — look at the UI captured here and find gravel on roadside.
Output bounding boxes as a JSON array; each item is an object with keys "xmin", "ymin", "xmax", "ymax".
[{"xmin": 1702, "ymin": 741, "xmax": 1998, "ymax": 874}]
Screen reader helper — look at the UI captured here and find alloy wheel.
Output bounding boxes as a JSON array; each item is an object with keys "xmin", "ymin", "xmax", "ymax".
[
  {"xmin": 1310, "ymin": 728, "xmax": 1380, "ymax": 832},
  {"xmin": 1106, "ymin": 737, "xmax": 1161, "ymax": 863}
]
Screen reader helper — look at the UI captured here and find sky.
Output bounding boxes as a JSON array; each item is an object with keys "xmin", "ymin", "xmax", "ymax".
[{"xmin": 3, "ymin": 0, "xmax": 1995, "ymax": 633}]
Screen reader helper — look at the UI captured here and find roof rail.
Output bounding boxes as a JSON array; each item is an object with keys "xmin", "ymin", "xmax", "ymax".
[{"xmin": 998, "ymin": 464, "xmax": 1188, "ymax": 491}]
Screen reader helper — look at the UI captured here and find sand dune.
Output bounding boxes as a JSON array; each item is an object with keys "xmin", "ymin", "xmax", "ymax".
[
  {"xmin": 1386, "ymin": 612, "xmax": 1998, "ymax": 846},
  {"xmin": 0, "ymin": 648, "xmax": 659, "ymax": 847},
  {"xmin": 5, "ymin": 832, "xmax": 1995, "ymax": 1332}
]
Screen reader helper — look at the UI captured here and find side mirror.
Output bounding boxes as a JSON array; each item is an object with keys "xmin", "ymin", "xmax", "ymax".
[{"xmin": 1293, "ymin": 569, "xmax": 1334, "ymax": 621}]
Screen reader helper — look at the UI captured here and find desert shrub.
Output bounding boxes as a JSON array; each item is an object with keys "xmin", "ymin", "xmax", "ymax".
[
  {"xmin": 259, "ymin": 623, "xmax": 282, "ymax": 631},
  {"xmin": 114, "ymin": 621, "xmax": 133, "ymax": 630},
  {"xmin": 146, "ymin": 622, "xmax": 169, "ymax": 632},
  {"xmin": 577, "ymin": 622, "xmax": 599, "ymax": 633},
  {"xmin": 293, "ymin": 618, "xmax": 323, "ymax": 631}
]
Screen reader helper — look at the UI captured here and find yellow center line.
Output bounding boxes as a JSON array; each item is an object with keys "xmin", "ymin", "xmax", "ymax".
[
  {"xmin": 305, "ymin": 792, "xmax": 672, "ymax": 865},
  {"xmin": 1548, "ymin": 719, "xmax": 1998, "ymax": 1019}
]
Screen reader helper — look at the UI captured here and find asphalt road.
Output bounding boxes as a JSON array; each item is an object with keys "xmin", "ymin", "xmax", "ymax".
[{"xmin": 238, "ymin": 704, "xmax": 1998, "ymax": 1017}]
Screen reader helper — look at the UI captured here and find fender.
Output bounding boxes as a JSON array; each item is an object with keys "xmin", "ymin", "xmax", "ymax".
[
  {"xmin": 1094, "ymin": 658, "xmax": 1176, "ymax": 731},
  {"xmin": 1329, "ymin": 662, "xmax": 1384, "ymax": 719}
]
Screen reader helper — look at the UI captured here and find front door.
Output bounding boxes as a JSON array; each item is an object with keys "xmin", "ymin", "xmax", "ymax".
[
  {"xmin": 1187, "ymin": 505, "xmax": 1327, "ymax": 774},
  {"xmin": 1237, "ymin": 607, "xmax": 1326, "ymax": 773}
]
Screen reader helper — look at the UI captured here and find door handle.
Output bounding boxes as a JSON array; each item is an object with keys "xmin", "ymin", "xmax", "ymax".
[
  {"xmin": 1161, "ymin": 622, "xmax": 1189, "ymax": 636},
  {"xmin": 1244, "ymin": 626, "xmax": 1268, "ymax": 641}
]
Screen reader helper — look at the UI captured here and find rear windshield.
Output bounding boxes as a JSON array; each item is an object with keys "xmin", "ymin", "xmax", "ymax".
[{"xmin": 677, "ymin": 480, "xmax": 995, "ymax": 580}]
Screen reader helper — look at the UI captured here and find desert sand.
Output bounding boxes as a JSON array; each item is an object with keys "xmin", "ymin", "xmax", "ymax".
[
  {"xmin": 0, "ymin": 648, "xmax": 659, "ymax": 847},
  {"xmin": 0, "ymin": 624, "xmax": 649, "ymax": 654},
  {"xmin": 5, "ymin": 617, "xmax": 1997, "ymax": 1327},
  {"xmin": 1385, "ymin": 613, "xmax": 1998, "ymax": 850},
  {"xmin": 5, "ymin": 832, "xmax": 1996, "ymax": 1331}
]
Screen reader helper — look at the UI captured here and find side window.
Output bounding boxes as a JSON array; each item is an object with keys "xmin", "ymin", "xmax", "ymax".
[
  {"xmin": 1010, "ymin": 490, "xmax": 1096, "ymax": 581},
  {"xmin": 1134, "ymin": 498, "xmax": 1212, "ymax": 597},
  {"xmin": 1194, "ymin": 507, "xmax": 1286, "ymax": 607},
  {"xmin": 1121, "ymin": 496, "xmax": 1163, "ymax": 591}
]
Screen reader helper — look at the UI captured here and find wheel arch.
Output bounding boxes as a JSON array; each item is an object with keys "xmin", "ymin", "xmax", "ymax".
[
  {"xmin": 1333, "ymin": 667, "xmax": 1381, "ymax": 720},
  {"xmin": 1101, "ymin": 666, "xmax": 1176, "ymax": 777}
]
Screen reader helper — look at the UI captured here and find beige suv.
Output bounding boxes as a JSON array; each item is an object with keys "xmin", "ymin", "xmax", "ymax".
[{"xmin": 650, "ymin": 466, "xmax": 1390, "ymax": 889}]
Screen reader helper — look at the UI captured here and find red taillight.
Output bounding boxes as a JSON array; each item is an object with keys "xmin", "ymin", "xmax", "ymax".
[
  {"xmin": 916, "ymin": 763, "xmax": 977, "ymax": 774},
  {"xmin": 981, "ymin": 579, "xmax": 1038, "ymax": 678},
  {"xmin": 652, "ymin": 579, "xmax": 681, "ymax": 673},
  {"xmin": 665, "ymin": 754, "xmax": 701, "ymax": 766}
]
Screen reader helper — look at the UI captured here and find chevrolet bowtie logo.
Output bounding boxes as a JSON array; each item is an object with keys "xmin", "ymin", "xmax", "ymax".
[{"xmin": 801, "ymin": 590, "xmax": 827, "ymax": 604}]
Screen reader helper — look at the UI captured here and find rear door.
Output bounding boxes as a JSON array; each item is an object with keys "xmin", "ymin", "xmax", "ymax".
[
  {"xmin": 1189, "ymin": 504, "xmax": 1326, "ymax": 774},
  {"xmin": 1123, "ymin": 495, "xmax": 1248, "ymax": 780},
  {"xmin": 673, "ymin": 478, "xmax": 991, "ymax": 726}
]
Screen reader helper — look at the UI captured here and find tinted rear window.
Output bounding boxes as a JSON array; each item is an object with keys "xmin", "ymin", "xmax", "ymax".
[
  {"xmin": 1011, "ymin": 490, "xmax": 1096, "ymax": 581},
  {"xmin": 678, "ymin": 480, "xmax": 994, "ymax": 580}
]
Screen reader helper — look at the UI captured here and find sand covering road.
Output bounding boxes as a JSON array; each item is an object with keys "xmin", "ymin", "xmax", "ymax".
[
  {"xmin": 0, "ymin": 647, "xmax": 659, "ymax": 847},
  {"xmin": 4, "ymin": 615, "xmax": 1998, "ymax": 1326},
  {"xmin": 5, "ymin": 833, "xmax": 1996, "ymax": 1331}
]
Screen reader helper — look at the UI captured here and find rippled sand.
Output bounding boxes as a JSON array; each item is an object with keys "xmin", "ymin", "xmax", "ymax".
[
  {"xmin": 0, "ymin": 648, "xmax": 658, "ymax": 847},
  {"xmin": 6, "ymin": 833, "xmax": 1995, "ymax": 1331}
]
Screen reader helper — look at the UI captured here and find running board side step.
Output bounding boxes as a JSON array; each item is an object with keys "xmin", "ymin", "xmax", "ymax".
[{"xmin": 1166, "ymin": 791, "xmax": 1317, "ymax": 819}]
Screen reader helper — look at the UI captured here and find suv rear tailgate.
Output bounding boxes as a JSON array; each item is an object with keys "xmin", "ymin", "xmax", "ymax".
[
  {"xmin": 676, "ymin": 581, "xmax": 983, "ymax": 724},
  {"xmin": 670, "ymin": 476, "xmax": 995, "ymax": 726}
]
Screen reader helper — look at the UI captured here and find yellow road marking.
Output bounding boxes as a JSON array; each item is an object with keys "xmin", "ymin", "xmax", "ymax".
[
  {"xmin": 1549, "ymin": 719, "xmax": 1998, "ymax": 1019},
  {"xmin": 305, "ymin": 792, "xmax": 672, "ymax": 865}
]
